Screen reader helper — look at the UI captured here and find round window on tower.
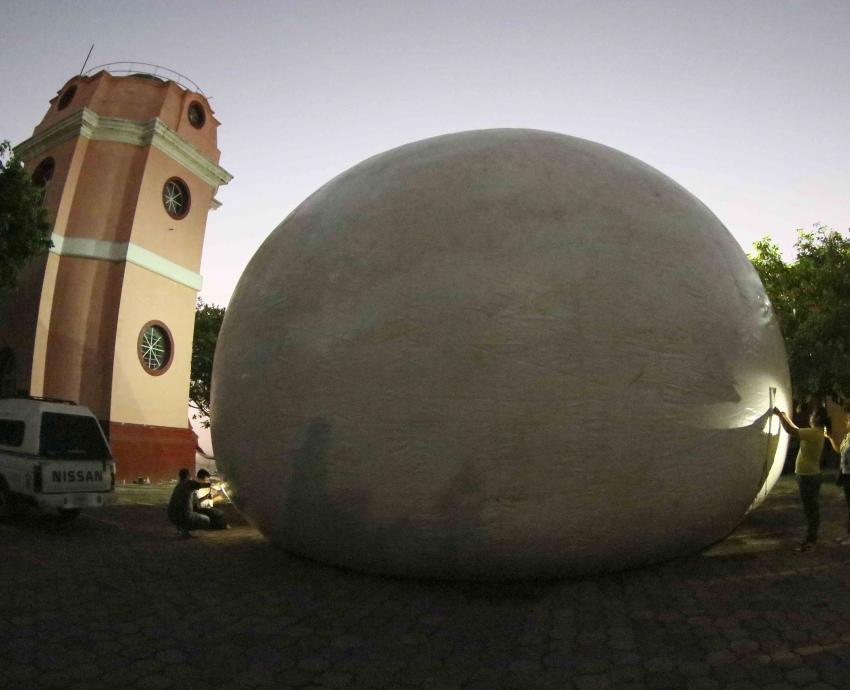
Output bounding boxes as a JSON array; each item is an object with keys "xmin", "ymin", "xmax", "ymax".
[
  {"xmin": 32, "ymin": 157, "xmax": 55, "ymax": 188},
  {"xmin": 187, "ymin": 101, "xmax": 206, "ymax": 129},
  {"xmin": 57, "ymin": 84, "xmax": 77, "ymax": 110},
  {"xmin": 137, "ymin": 321, "xmax": 174, "ymax": 376},
  {"xmin": 162, "ymin": 177, "xmax": 191, "ymax": 219}
]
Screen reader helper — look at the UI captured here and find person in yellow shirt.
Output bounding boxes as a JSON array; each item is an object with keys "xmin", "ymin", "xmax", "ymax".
[{"xmin": 772, "ymin": 406, "xmax": 830, "ymax": 551}]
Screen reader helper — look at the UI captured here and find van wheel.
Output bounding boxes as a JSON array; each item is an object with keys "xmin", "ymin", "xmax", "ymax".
[
  {"xmin": 0, "ymin": 481, "xmax": 24, "ymax": 520},
  {"xmin": 57, "ymin": 508, "xmax": 81, "ymax": 521}
]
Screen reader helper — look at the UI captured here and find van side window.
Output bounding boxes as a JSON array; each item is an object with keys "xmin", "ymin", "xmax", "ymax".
[{"xmin": 0, "ymin": 419, "xmax": 25, "ymax": 447}]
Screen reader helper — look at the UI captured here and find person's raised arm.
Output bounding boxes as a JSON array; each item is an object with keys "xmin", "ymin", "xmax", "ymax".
[
  {"xmin": 825, "ymin": 431, "xmax": 842, "ymax": 453},
  {"xmin": 772, "ymin": 407, "xmax": 800, "ymax": 438}
]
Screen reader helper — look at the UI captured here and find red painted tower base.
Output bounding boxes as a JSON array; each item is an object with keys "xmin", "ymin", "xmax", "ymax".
[{"xmin": 107, "ymin": 421, "xmax": 197, "ymax": 482}]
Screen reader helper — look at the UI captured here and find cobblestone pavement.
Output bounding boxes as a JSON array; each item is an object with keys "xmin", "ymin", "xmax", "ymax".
[{"xmin": 3, "ymin": 476, "xmax": 850, "ymax": 689}]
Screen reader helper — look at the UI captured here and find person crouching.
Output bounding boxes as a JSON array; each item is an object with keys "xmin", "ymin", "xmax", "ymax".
[
  {"xmin": 167, "ymin": 468, "xmax": 213, "ymax": 538},
  {"xmin": 193, "ymin": 468, "xmax": 229, "ymax": 530}
]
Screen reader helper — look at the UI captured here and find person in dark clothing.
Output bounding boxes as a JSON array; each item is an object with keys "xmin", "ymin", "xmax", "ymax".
[
  {"xmin": 167, "ymin": 468, "xmax": 212, "ymax": 538},
  {"xmin": 193, "ymin": 468, "xmax": 229, "ymax": 529},
  {"xmin": 825, "ymin": 415, "xmax": 850, "ymax": 544}
]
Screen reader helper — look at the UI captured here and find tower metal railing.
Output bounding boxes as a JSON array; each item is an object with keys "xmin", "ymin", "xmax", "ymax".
[{"xmin": 83, "ymin": 62, "xmax": 205, "ymax": 96}]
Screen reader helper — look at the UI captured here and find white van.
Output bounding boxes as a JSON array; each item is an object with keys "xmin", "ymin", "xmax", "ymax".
[{"xmin": 0, "ymin": 396, "xmax": 116, "ymax": 520}]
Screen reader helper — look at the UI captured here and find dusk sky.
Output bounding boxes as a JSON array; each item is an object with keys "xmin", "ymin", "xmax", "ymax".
[{"xmin": 3, "ymin": 0, "xmax": 849, "ymax": 308}]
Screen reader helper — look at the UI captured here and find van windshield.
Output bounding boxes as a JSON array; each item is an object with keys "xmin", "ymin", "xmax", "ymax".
[{"xmin": 39, "ymin": 412, "xmax": 112, "ymax": 460}]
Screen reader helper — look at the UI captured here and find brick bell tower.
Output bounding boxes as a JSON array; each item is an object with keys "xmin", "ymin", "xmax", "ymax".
[{"xmin": 2, "ymin": 64, "xmax": 232, "ymax": 481}]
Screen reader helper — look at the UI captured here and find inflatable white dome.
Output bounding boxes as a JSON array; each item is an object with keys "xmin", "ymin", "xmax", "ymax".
[{"xmin": 211, "ymin": 129, "xmax": 790, "ymax": 579}]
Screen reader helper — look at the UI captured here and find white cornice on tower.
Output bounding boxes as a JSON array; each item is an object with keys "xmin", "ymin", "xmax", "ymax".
[{"xmin": 15, "ymin": 108, "xmax": 233, "ymax": 193}]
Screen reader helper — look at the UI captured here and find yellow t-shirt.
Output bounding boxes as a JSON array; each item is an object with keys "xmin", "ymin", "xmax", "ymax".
[{"xmin": 795, "ymin": 427, "xmax": 825, "ymax": 475}]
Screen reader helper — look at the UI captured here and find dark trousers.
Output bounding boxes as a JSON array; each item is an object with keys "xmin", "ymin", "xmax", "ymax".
[
  {"xmin": 168, "ymin": 509, "xmax": 211, "ymax": 532},
  {"xmin": 798, "ymin": 474, "xmax": 821, "ymax": 544},
  {"xmin": 198, "ymin": 507, "xmax": 227, "ymax": 530}
]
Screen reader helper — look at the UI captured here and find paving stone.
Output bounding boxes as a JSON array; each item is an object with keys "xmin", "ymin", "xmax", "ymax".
[
  {"xmin": 685, "ymin": 677, "xmax": 721, "ymax": 690},
  {"xmin": 300, "ymin": 656, "xmax": 333, "ymax": 672},
  {"xmin": 706, "ymin": 650, "xmax": 737, "ymax": 665},
  {"xmin": 730, "ymin": 639, "xmax": 760, "ymax": 655},
  {"xmin": 353, "ymin": 666, "xmax": 395, "ymax": 688},
  {"xmin": 746, "ymin": 665, "xmax": 785, "ymax": 684},
  {"xmin": 577, "ymin": 631, "xmax": 608, "ymax": 646},
  {"xmin": 136, "ymin": 674, "xmax": 175, "ymax": 690},
  {"xmin": 534, "ymin": 669, "xmax": 578, "ymax": 690},
  {"xmin": 572, "ymin": 674, "xmax": 612, "ymax": 690},
  {"xmin": 278, "ymin": 668, "xmax": 316, "ymax": 687},
  {"xmin": 154, "ymin": 648, "xmax": 188, "ymax": 665},
  {"xmin": 820, "ymin": 667, "xmax": 850, "ymax": 686},
  {"xmin": 804, "ymin": 653, "xmax": 842, "ymax": 669},
  {"xmin": 612, "ymin": 651, "xmax": 642, "ymax": 666},
  {"xmin": 129, "ymin": 658, "xmax": 165, "ymax": 676},
  {"xmin": 608, "ymin": 665, "xmax": 644, "ymax": 684},
  {"xmin": 314, "ymin": 670, "xmax": 353, "ymax": 688},
  {"xmin": 702, "ymin": 636, "xmax": 732, "ymax": 652},
  {"xmin": 713, "ymin": 663, "xmax": 751, "ymax": 682},
  {"xmin": 576, "ymin": 658, "xmax": 613, "ymax": 674},
  {"xmin": 232, "ymin": 670, "xmax": 280, "ymax": 688},
  {"xmin": 678, "ymin": 660, "xmax": 711, "ymax": 677},
  {"xmin": 608, "ymin": 636, "xmax": 636, "ymax": 650},
  {"xmin": 783, "ymin": 666, "xmax": 820, "ymax": 684},
  {"xmin": 643, "ymin": 657, "xmax": 675, "ymax": 673},
  {"xmin": 542, "ymin": 651, "xmax": 576, "ymax": 669},
  {"xmin": 644, "ymin": 671, "xmax": 684, "ymax": 689},
  {"xmin": 398, "ymin": 669, "xmax": 461, "ymax": 689},
  {"xmin": 37, "ymin": 670, "xmax": 80, "ymax": 688},
  {"xmin": 464, "ymin": 682, "xmax": 499, "ymax": 690},
  {"xmin": 508, "ymin": 658, "xmax": 542, "ymax": 673}
]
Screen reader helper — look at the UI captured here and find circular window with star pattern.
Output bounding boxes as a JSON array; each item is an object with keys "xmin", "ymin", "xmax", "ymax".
[
  {"xmin": 162, "ymin": 177, "xmax": 191, "ymax": 219},
  {"xmin": 137, "ymin": 321, "xmax": 174, "ymax": 375}
]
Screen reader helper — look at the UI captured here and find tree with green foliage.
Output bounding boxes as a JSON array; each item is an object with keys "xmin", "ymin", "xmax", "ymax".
[
  {"xmin": 0, "ymin": 140, "xmax": 52, "ymax": 290},
  {"xmin": 750, "ymin": 224, "xmax": 850, "ymax": 407},
  {"xmin": 190, "ymin": 298, "xmax": 226, "ymax": 427}
]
